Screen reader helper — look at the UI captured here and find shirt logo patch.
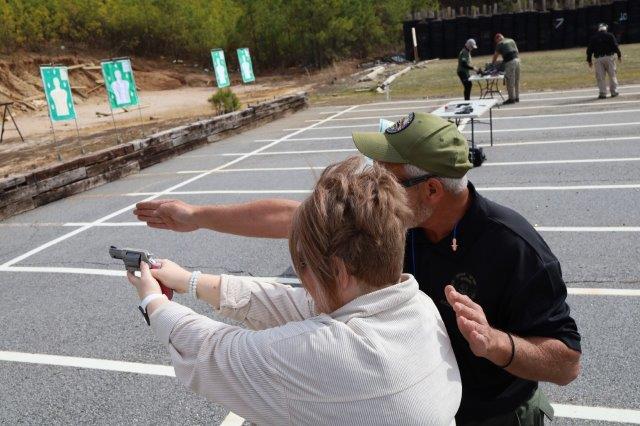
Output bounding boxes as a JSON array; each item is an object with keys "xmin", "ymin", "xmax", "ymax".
[
  {"xmin": 384, "ymin": 112, "xmax": 415, "ymax": 135},
  {"xmin": 451, "ymin": 272, "xmax": 478, "ymax": 301}
]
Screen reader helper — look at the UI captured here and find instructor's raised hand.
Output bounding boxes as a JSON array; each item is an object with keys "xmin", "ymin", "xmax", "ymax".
[{"xmin": 134, "ymin": 199, "xmax": 200, "ymax": 232}]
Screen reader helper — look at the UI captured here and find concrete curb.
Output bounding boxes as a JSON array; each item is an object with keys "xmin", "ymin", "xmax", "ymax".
[{"xmin": 0, "ymin": 92, "xmax": 308, "ymax": 221}]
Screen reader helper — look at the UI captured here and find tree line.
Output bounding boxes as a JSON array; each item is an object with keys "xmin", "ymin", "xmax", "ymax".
[{"xmin": 0, "ymin": 0, "xmax": 437, "ymax": 69}]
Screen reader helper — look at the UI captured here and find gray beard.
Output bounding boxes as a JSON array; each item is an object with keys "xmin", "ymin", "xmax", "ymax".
[{"xmin": 409, "ymin": 203, "xmax": 434, "ymax": 228}]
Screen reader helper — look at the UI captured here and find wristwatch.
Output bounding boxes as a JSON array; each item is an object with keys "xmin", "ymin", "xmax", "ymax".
[{"xmin": 138, "ymin": 293, "xmax": 165, "ymax": 326}]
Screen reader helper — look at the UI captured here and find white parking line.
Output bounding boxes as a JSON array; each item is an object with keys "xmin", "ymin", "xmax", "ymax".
[
  {"xmin": 220, "ymin": 412, "xmax": 246, "ymax": 426},
  {"xmin": 317, "ymin": 91, "xmax": 640, "ymax": 115},
  {"xmin": 0, "ymin": 105, "xmax": 359, "ymax": 269},
  {"xmin": 536, "ymin": 226, "xmax": 640, "ymax": 232},
  {"xmin": 64, "ymin": 222, "xmax": 146, "ymax": 227},
  {"xmin": 118, "ymin": 183, "xmax": 640, "ymax": 197},
  {"xmin": 553, "ymin": 403, "xmax": 640, "ymax": 423},
  {"xmin": 315, "ymin": 85, "xmax": 640, "ymax": 114},
  {"xmin": 2, "ymin": 349, "xmax": 638, "ymax": 423},
  {"xmin": 174, "ymin": 166, "xmax": 325, "ymax": 174},
  {"xmin": 0, "ymin": 266, "xmax": 300, "ymax": 286},
  {"xmin": 126, "ymin": 190, "xmax": 312, "ymax": 196},
  {"xmin": 306, "ymin": 106, "xmax": 640, "ymax": 123},
  {"xmin": 4, "ymin": 223, "xmax": 640, "ymax": 232},
  {"xmin": 568, "ymin": 288, "xmax": 640, "ymax": 296},
  {"xmin": 478, "ymin": 135, "xmax": 640, "ymax": 148},
  {"xmin": 221, "ymin": 148, "xmax": 357, "ymax": 156},
  {"xmin": 221, "ymin": 145, "xmax": 640, "ymax": 160},
  {"xmin": 283, "ymin": 120, "xmax": 640, "ymax": 132},
  {"xmin": 254, "ymin": 136, "xmax": 352, "ymax": 142},
  {"xmin": 478, "ymin": 183, "xmax": 640, "ymax": 191},
  {"xmin": 1, "ymin": 265, "xmax": 638, "ymax": 298},
  {"xmin": 254, "ymin": 135, "xmax": 640, "ymax": 147},
  {"xmin": 0, "ymin": 351, "xmax": 175, "ymax": 377},
  {"xmin": 485, "ymin": 157, "xmax": 640, "ymax": 166}
]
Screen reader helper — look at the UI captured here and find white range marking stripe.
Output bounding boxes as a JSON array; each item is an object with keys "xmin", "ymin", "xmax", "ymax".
[
  {"xmin": 485, "ymin": 157, "xmax": 640, "ymax": 166},
  {"xmin": 221, "ymin": 148, "xmax": 357, "ymax": 156},
  {"xmin": 222, "ymin": 146, "xmax": 640, "ymax": 160},
  {"xmin": 0, "ymin": 351, "xmax": 175, "ymax": 377},
  {"xmin": 63, "ymin": 222, "xmax": 146, "ymax": 227},
  {"xmin": 121, "ymin": 183, "xmax": 640, "ymax": 197},
  {"xmin": 494, "ymin": 99, "xmax": 640, "ymax": 112},
  {"xmin": 552, "ymin": 403, "xmax": 640, "ymax": 423},
  {"xmin": 1, "ymin": 221, "xmax": 635, "ymax": 230},
  {"xmin": 175, "ymin": 166, "xmax": 325, "ymax": 174},
  {"xmin": 220, "ymin": 412, "xmax": 246, "ymax": 426},
  {"xmin": 126, "ymin": 190, "xmax": 313, "ymax": 196},
  {"xmin": 478, "ymin": 135, "xmax": 640, "ymax": 148},
  {"xmin": 0, "ymin": 266, "xmax": 300, "ymax": 286},
  {"xmin": 255, "ymin": 136, "xmax": 352, "ymax": 142},
  {"xmin": 464, "ymin": 121, "xmax": 640, "ymax": 135},
  {"xmin": 283, "ymin": 120, "xmax": 640, "ymax": 132},
  {"xmin": 315, "ymin": 85, "xmax": 640, "ymax": 114},
  {"xmin": 0, "ymin": 105, "xmax": 359, "ymax": 269},
  {"xmin": 256, "ymin": 135, "xmax": 640, "ymax": 147},
  {"xmin": 568, "ymin": 288, "xmax": 640, "ymax": 296},
  {"xmin": 1, "ymin": 350, "xmax": 638, "ymax": 423},
  {"xmin": 536, "ymin": 226, "xmax": 640, "ymax": 232},
  {"xmin": 318, "ymin": 90, "xmax": 640, "ymax": 115},
  {"xmin": 307, "ymin": 107, "xmax": 640, "ymax": 123},
  {"xmin": 477, "ymin": 183, "xmax": 640, "ymax": 191},
  {"xmin": 1, "ymin": 266, "xmax": 636, "ymax": 297},
  {"xmin": 457, "ymin": 118, "xmax": 470, "ymax": 132}
]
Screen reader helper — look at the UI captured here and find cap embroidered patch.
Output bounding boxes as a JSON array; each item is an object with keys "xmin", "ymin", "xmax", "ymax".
[{"xmin": 384, "ymin": 112, "xmax": 415, "ymax": 135}]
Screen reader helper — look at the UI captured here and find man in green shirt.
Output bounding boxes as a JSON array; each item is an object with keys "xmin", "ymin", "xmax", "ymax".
[
  {"xmin": 492, "ymin": 33, "xmax": 520, "ymax": 104},
  {"xmin": 458, "ymin": 38, "xmax": 479, "ymax": 100}
]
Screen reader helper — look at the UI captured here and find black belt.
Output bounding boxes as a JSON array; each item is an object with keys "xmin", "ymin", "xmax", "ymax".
[{"xmin": 594, "ymin": 53, "xmax": 615, "ymax": 58}]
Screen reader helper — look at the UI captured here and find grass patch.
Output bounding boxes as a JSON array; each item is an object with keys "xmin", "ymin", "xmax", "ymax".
[{"xmin": 313, "ymin": 43, "xmax": 640, "ymax": 105}]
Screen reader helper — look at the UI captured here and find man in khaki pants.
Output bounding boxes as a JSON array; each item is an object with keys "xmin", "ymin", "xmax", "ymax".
[
  {"xmin": 492, "ymin": 33, "xmax": 520, "ymax": 105},
  {"xmin": 587, "ymin": 23, "xmax": 622, "ymax": 99}
]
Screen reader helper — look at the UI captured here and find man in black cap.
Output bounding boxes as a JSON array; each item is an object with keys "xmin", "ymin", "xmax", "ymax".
[
  {"xmin": 135, "ymin": 113, "xmax": 582, "ymax": 425},
  {"xmin": 587, "ymin": 23, "xmax": 622, "ymax": 99}
]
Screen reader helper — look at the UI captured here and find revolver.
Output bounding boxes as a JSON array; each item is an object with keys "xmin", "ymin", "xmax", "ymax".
[{"xmin": 109, "ymin": 246, "xmax": 173, "ymax": 300}]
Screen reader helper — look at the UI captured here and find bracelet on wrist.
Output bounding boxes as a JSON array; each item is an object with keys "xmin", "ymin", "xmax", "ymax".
[
  {"xmin": 188, "ymin": 271, "xmax": 202, "ymax": 300},
  {"xmin": 497, "ymin": 331, "xmax": 516, "ymax": 369}
]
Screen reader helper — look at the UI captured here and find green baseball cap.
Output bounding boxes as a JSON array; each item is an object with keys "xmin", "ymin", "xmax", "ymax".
[{"xmin": 352, "ymin": 112, "xmax": 472, "ymax": 178}]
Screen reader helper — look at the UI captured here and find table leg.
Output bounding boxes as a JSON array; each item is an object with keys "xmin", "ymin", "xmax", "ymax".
[{"xmin": 471, "ymin": 118, "xmax": 475, "ymax": 149}]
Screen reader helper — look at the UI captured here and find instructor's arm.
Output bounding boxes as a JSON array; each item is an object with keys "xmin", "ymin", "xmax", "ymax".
[{"xmin": 134, "ymin": 199, "xmax": 300, "ymax": 238}]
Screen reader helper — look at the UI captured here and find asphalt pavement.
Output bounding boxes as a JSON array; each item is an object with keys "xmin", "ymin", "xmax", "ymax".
[{"xmin": 1, "ymin": 84, "xmax": 639, "ymax": 425}]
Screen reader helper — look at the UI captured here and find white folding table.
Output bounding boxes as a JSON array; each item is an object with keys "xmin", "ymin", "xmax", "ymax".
[
  {"xmin": 431, "ymin": 99, "xmax": 498, "ymax": 148},
  {"xmin": 468, "ymin": 74, "xmax": 505, "ymax": 101}
]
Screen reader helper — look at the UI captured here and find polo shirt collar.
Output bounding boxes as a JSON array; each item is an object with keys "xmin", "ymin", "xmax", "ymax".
[{"xmin": 330, "ymin": 274, "xmax": 418, "ymax": 322}]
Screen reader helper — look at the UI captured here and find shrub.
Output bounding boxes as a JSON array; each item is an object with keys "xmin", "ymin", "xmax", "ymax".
[{"xmin": 208, "ymin": 88, "xmax": 241, "ymax": 114}]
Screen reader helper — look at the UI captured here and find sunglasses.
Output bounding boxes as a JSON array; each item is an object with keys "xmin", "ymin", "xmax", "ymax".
[{"xmin": 400, "ymin": 174, "xmax": 437, "ymax": 188}]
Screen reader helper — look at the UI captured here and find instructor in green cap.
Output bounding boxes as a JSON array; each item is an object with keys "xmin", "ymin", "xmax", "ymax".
[{"xmin": 134, "ymin": 113, "xmax": 581, "ymax": 425}]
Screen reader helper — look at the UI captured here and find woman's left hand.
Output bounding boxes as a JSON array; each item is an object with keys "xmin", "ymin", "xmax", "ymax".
[{"xmin": 127, "ymin": 261, "xmax": 162, "ymax": 300}]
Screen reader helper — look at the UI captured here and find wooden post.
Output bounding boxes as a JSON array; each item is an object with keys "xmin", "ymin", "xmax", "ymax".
[{"xmin": 411, "ymin": 27, "xmax": 419, "ymax": 63}]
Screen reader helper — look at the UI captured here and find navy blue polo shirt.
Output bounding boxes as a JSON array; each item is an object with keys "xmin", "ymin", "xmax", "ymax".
[{"xmin": 404, "ymin": 182, "xmax": 581, "ymax": 423}]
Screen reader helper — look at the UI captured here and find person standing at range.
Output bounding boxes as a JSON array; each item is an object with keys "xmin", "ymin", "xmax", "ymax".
[
  {"xmin": 587, "ymin": 23, "xmax": 622, "ymax": 99},
  {"xmin": 492, "ymin": 33, "xmax": 520, "ymax": 104},
  {"xmin": 458, "ymin": 39, "xmax": 479, "ymax": 100}
]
